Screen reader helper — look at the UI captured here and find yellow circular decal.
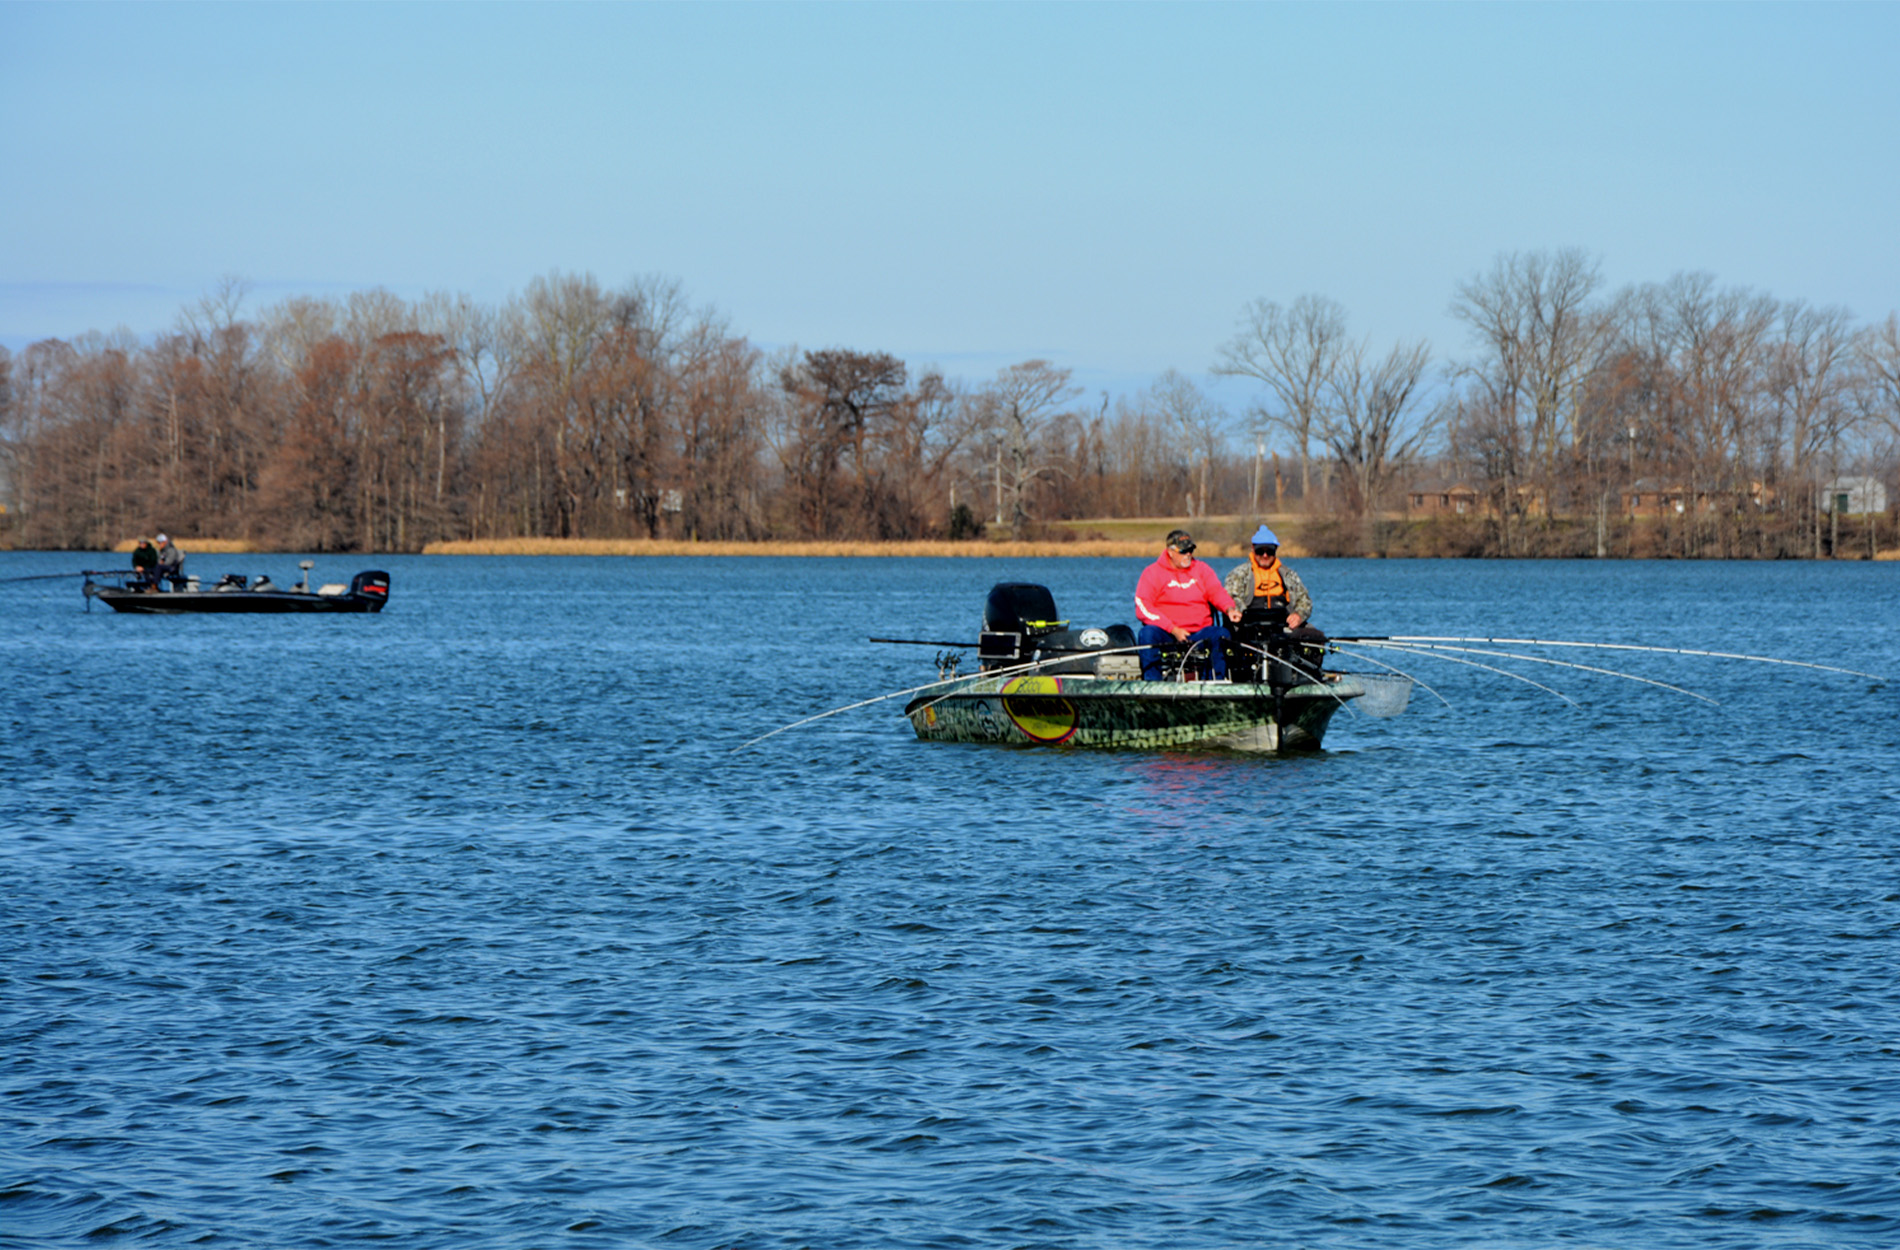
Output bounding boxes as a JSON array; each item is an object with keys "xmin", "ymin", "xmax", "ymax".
[{"xmin": 1001, "ymin": 675, "xmax": 1078, "ymax": 743}]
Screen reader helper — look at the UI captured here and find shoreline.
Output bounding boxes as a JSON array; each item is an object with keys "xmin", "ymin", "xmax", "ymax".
[
  {"xmin": 73, "ymin": 536, "xmax": 1899, "ymax": 560},
  {"xmin": 419, "ymin": 537, "xmax": 1211, "ymax": 558}
]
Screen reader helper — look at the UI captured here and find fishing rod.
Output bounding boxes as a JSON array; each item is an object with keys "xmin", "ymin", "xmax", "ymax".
[
  {"xmin": 1325, "ymin": 644, "xmax": 1453, "ymax": 709},
  {"xmin": 1222, "ymin": 639, "xmax": 1364, "ymax": 713},
  {"xmin": 1331, "ymin": 635, "xmax": 1884, "ymax": 681},
  {"xmin": 868, "ymin": 636, "xmax": 977, "ymax": 648},
  {"xmin": 1348, "ymin": 641, "xmax": 1580, "ymax": 706},
  {"xmin": 0, "ymin": 569, "xmax": 135, "ymax": 584},
  {"xmin": 900, "ymin": 644, "xmax": 1160, "ymax": 723},
  {"xmin": 733, "ymin": 644, "xmax": 1149, "ymax": 752},
  {"xmin": 1359, "ymin": 639, "xmax": 1719, "ymax": 705}
]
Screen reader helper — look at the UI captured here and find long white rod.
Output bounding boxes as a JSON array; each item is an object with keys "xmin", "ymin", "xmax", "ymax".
[
  {"xmin": 1376, "ymin": 636, "xmax": 1882, "ymax": 680},
  {"xmin": 1366, "ymin": 640, "xmax": 1719, "ymax": 704},
  {"xmin": 1352, "ymin": 641, "xmax": 1579, "ymax": 705}
]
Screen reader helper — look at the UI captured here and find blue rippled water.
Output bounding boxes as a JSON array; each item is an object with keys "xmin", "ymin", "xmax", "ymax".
[{"xmin": 3, "ymin": 552, "xmax": 1898, "ymax": 1248}]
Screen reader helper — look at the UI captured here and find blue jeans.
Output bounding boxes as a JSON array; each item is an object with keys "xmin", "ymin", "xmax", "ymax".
[{"xmin": 1138, "ymin": 622, "xmax": 1228, "ymax": 681}]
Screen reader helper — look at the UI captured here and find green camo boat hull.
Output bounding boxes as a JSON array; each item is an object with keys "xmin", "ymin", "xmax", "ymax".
[{"xmin": 904, "ymin": 672, "xmax": 1372, "ymax": 752}]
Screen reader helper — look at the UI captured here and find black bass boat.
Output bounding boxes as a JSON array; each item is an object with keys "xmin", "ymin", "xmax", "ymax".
[
  {"xmin": 84, "ymin": 561, "xmax": 390, "ymax": 614},
  {"xmin": 899, "ymin": 583, "xmax": 1410, "ymax": 752}
]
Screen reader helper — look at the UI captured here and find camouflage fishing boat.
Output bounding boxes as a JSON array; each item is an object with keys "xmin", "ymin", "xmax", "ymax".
[{"xmin": 896, "ymin": 583, "xmax": 1409, "ymax": 752}]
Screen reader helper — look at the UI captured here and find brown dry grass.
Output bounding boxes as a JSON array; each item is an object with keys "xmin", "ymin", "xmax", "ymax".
[
  {"xmin": 423, "ymin": 516, "xmax": 1322, "ymax": 559},
  {"xmin": 111, "ymin": 538, "xmax": 257, "ymax": 553},
  {"xmin": 422, "ymin": 537, "xmax": 1219, "ymax": 558}
]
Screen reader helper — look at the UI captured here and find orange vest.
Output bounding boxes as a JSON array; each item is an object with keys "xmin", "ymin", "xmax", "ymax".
[{"xmin": 1252, "ymin": 560, "xmax": 1287, "ymax": 608}]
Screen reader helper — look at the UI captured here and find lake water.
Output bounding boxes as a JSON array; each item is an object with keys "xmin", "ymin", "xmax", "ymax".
[{"xmin": 3, "ymin": 552, "xmax": 1897, "ymax": 1249}]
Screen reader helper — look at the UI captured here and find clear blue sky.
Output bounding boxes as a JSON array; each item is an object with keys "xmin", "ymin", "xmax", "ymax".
[{"xmin": 4, "ymin": 1, "xmax": 1895, "ymax": 403}]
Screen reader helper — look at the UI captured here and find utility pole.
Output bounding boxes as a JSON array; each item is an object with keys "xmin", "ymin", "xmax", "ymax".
[
  {"xmin": 992, "ymin": 441, "xmax": 1003, "ymax": 527},
  {"xmin": 1250, "ymin": 428, "xmax": 1265, "ymax": 516}
]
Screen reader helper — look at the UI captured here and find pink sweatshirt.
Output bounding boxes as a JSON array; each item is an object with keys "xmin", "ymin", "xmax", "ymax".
[{"xmin": 1134, "ymin": 554, "xmax": 1236, "ymax": 632}]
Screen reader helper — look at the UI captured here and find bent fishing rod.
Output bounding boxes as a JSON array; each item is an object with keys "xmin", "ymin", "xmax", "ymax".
[
  {"xmin": 1352, "ymin": 639, "xmax": 1718, "ymax": 704},
  {"xmin": 735, "ymin": 643, "xmax": 1151, "ymax": 752},
  {"xmin": 1329, "ymin": 635, "xmax": 1884, "ymax": 681}
]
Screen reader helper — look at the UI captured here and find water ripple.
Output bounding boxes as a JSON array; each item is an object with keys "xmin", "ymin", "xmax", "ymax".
[{"xmin": 3, "ymin": 555, "xmax": 1897, "ymax": 1247}]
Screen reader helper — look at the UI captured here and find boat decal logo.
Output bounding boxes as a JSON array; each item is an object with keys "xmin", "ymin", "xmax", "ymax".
[{"xmin": 1000, "ymin": 675, "xmax": 1078, "ymax": 744}]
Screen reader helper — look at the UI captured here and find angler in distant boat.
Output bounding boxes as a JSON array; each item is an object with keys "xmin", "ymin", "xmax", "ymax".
[
  {"xmin": 154, "ymin": 534, "xmax": 185, "ymax": 589},
  {"xmin": 131, "ymin": 538, "xmax": 160, "ymax": 589}
]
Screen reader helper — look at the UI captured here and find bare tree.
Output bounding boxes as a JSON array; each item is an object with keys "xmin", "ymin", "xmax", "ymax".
[
  {"xmin": 420, "ymin": 290, "xmax": 524, "ymax": 434},
  {"xmin": 0, "ymin": 345, "xmax": 14, "ymax": 518},
  {"xmin": 1144, "ymin": 369, "xmax": 1228, "ymax": 517},
  {"xmin": 774, "ymin": 348, "xmax": 909, "ymax": 537},
  {"xmin": 1213, "ymin": 294, "xmax": 1347, "ymax": 502},
  {"xmin": 1761, "ymin": 301, "xmax": 1857, "ymax": 541},
  {"xmin": 1450, "ymin": 248, "xmax": 1609, "ymax": 508},
  {"xmin": 1858, "ymin": 313, "xmax": 1900, "ymax": 441},
  {"xmin": 978, "ymin": 359, "xmax": 1079, "ymax": 533},
  {"xmin": 1323, "ymin": 338, "xmax": 1436, "ymax": 516}
]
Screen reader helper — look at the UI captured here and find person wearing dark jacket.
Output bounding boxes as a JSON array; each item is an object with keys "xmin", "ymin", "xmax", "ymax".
[{"xmin": 131, "ymin": 538, "xmax": 159, "ymax": 590}]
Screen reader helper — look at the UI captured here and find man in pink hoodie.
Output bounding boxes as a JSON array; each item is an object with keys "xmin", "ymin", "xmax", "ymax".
[{"xmin": 1133, "ymin": 529, "xmax": 1240, "ymax": 680}]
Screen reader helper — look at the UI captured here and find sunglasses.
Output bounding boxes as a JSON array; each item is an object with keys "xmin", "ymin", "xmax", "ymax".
[
  {"xmin": 1170, "ymin": 542, "xmax": 1196, "ymax": 555},
  {"xmin": 1253, "ymin": 545, "xmax": 1278, "ymax": 556}
]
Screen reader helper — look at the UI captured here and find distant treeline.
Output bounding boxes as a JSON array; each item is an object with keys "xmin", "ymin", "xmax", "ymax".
[{"xmin": 2, "ymin": 251, "xmax": 1896, "ymax": 556}]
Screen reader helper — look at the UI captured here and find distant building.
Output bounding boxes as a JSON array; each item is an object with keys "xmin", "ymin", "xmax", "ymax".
[
  {"xmin": 1406, "ymin": 480, "xmax": 1480, "ymax": 515},
  {"xmin": 1817, "ymin": 477, "xmax": 1888, "ymax": 516},
  {"xmin": 1626, "ymin": 478, "xmax": 1685, "ymax": 515},
  {"xmin": 1627, "ymin": 478, "xmax": 1775, "ymax": 516}
]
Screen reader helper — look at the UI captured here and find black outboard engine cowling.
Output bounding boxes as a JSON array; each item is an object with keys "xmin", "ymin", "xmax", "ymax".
[
  {"xmin": 350, "ymin": 571, "xmax": 391, "ymax": 609},
  {"xmin": 982, "ymin": 583, "xmax": 1062, "ymax": 635},
  {"xmin": 977, "ymin": 582, "xmax": 1137, "ymax": 676},
  {"xmin": 979, "ymin": 582, "xmax": 1063, "ymax": 668}
]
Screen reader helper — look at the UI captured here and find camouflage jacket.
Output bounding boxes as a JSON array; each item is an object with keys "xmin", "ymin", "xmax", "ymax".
[{"xmin": 1224, "ymin": 559, "xmax": 1313, "ymax": 622}]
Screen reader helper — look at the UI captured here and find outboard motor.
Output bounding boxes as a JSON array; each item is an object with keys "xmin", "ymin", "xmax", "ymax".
[
  {"xmin": 350, "ymin": 571, "xmax": 391, "ymax": 611},
  {"xmin": 979, "ymin": 582, "xmax": 1064, "ymax": 669},
  {"xmin": 977, "ymin": 583, "xmax": 1140, "ymax": 678}
]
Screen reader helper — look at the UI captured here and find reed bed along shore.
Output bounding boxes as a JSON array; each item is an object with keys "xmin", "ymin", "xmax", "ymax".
[
  {"xmin": 420, "ymin": 537, "xmax": 1227, "ymax": 558},
  {"xmin": 110, "ymin": 538, "xmax": 257, "ymax": 553},
  {"xmin": 84, "ymin": 534, "xmax": 1894, "ymax": 559}
]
